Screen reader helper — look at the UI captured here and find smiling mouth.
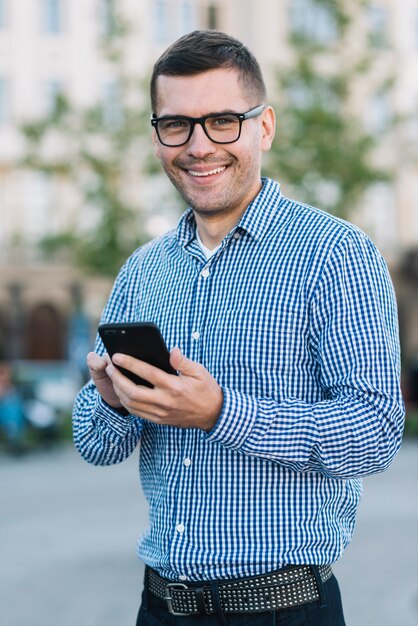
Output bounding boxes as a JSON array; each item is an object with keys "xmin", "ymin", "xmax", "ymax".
[{"xmin": 187, "ymin": 166, "xmax": 226, "ymax": 177}]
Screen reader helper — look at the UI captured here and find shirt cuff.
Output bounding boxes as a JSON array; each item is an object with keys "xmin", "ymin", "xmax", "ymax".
[
  {"xmin": 204, "ymin": 386, "xmax": 258, "ymax": 449},
  {"xmin": 95, "ymin": 396, "xmax": 133, "ymax": 438}
]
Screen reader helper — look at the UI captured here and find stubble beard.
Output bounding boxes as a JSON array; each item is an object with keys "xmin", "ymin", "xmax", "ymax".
[{"xmin": 162, "ymin": 157, "xmax": 252, "ymax": 219}]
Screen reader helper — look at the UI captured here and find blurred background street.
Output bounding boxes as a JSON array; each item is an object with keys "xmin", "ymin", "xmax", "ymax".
[{"xmin": 1, "ymin": 440, "xmax": 418, "ymax": 626}]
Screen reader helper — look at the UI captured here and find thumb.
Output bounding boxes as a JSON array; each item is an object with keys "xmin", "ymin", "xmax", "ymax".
[{"xmin": 170, "ymin": 347, "xmax": 198, "ymax": 376}]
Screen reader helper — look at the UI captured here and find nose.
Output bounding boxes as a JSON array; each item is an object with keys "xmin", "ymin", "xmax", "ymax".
[{"xmin": 186, "ymin": 122, "xmax": 216, "ymax": 158}]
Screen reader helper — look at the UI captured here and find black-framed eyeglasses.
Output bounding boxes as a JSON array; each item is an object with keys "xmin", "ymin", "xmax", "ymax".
[{"xmin": 151, "ymin": 104, "xmax": 265, "ymax": 147}]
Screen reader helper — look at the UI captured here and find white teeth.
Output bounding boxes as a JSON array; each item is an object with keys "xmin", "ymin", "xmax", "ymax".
[{"xmin": 188, "ymin": 166, "xmax": 226, "ymax": 177}]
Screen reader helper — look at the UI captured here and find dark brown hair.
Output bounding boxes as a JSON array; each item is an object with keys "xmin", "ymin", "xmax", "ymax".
[{"xmin": 150, "ymin": 30, "xmax": 266, "ymax": 113}]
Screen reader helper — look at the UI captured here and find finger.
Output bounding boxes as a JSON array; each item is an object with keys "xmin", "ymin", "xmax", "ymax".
[
  {"xmin": 106, "ymin": 361, "xmax": 157, "ymax": 403},
  {"xmin": 106, "ymin": 364, "xmax": 173, "ymax": 420},
  {"xmin": 112, "ymin": 353, "xmax": 176, "ymax": 388},
  {"xmin": 170, "ymin": 347, "xmax": 201, "ymax": 377},
  {"xmin": 87, "ymin": 351, "xmax": 108, "ymax": 372}
]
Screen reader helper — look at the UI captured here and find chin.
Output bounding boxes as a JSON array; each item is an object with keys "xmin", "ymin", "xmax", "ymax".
[
  {"xmin": 187, "ymin": 193, "xmax": 230, "ymax": 215},
  {"xmin": 191, "ymin": 204, "xmax": 226, "ymax": 216}
]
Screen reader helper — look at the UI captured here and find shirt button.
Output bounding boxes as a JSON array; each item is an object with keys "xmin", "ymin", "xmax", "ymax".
[
  {"xmin": 183, "ymin": 458, "xmax": 192, "ymax": 467},
  {"xmin": 192, "ymin": 331, "xmax": 200, "ymax": 340},
  {"xmin": 233, "ymin": 232, "xmax": 241, "ymax": 240},
  {"xmin": 176, "ymin": 523, "xmax": 185, "ymax": 534},
  {"xmin": 201, "ymin": 267, "xmax": 210, "ymax": 278},
  {"xmin": 179, "ymin": 575, "xmax": 188, "ymax": 581}
]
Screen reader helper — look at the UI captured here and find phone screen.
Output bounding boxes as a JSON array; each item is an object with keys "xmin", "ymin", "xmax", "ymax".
[{"xmin": 98, "ymin": 322, "xmax": 176, "ymax": 387}]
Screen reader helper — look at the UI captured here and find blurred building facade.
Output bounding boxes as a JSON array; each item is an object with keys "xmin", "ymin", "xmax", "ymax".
[{"xmin": 0, "ymin": 0, "xmax": 417, "ymax": 370}]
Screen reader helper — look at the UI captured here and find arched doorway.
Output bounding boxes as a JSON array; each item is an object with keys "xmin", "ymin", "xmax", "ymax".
[
  {"xmin": 25, "ymin": 303, "xmax": 66, "ymax": 360},
  {"xmin": 0, "ymin": 308, "xmax": 6, "ymax": 359}
]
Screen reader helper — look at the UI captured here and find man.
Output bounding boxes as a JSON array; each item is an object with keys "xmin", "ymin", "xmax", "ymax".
[
  {"xmin": 73, "ymin": 30, "xmax": 404, "ymax": 625},
  {"xmin": 0, "ymin": 362, "xmax": 26, "ymax": 453}
]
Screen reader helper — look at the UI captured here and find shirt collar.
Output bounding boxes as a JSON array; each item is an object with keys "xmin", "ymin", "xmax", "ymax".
[
  {"xmin": 175, "ymin": 177, "xmax": 282, "ymax": 248},
  {"xmin": 236, "ymin": 177, "xmax": 282, "ymax": 241}
]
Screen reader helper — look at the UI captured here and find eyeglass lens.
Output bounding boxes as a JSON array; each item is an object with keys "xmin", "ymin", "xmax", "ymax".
[{"xmin": 157, "ymin": 114, "xmax": 241, "ymax": 146}]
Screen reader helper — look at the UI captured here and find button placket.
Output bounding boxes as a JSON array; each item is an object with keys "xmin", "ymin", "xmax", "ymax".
[{"xmin": 191, "ymin": 262, "xmax": 212, "ymax": 344}]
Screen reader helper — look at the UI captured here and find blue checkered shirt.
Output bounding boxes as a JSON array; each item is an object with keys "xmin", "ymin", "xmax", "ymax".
[{"xmin": 73, "ymin": 178, "xmax": 404, "ymax": 582}]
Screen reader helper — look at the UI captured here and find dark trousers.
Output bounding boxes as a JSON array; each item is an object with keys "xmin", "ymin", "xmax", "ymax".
[{"xmin": 136, "ymin": 567, "xmax": 347, "ymax": 626}]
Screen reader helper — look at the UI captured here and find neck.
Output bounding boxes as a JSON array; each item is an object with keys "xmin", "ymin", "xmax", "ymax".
[
  {"xmin": 191, "ymin": 179, "xmax": 264, "ymax": 248},
  {"xmin": 194, "ymin": 212, "xmax": 239, "ymax": 249}
]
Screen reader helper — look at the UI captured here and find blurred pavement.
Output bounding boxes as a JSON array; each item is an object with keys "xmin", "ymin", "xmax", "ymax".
[{"xmin": 1, "ymin": 440, "xmax": 417, "ymax": 626}]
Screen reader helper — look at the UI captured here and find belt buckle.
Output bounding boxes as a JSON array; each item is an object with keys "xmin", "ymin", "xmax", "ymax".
[{"xmin": 164, "ymin": 582, "xmax": 188, "ymax": 615}]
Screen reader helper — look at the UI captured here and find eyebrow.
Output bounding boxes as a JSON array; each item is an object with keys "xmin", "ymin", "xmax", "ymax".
[{"xmin": 157, "ymin": 108, "xmax": 241, "ymax": 119}]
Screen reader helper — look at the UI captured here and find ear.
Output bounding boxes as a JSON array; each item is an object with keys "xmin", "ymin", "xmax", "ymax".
[
  {"xmin": 152, "ymin": 128, "xmax": 162, "ymax": 159},
  {"xmin": 260, "ymin": 106, "xmax": 276, "ymax": 152}
]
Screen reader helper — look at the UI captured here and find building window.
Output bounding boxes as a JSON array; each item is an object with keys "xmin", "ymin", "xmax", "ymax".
[
  {"xmin": 0, "ymin": 172, "xmax": 5, "ymax": 255},
  {"xmin": 207, "ymin": 3, "xmax": 218, "ymax": 30},
  {"xmin": 45, "ymin": 79, "xmax": 64, "ymax": 114},
  {"xmin": 102, "ymin": 80, "xmax": 122, "ymax": 128},
  {"xmin": 290, "ymin": 0, "xmax": 337, "ymax": 44},
  {"xmin": 416, "ymin": 9, "xmax": 418, "ymax": 50},
  {"xmin": 0, "ymin": 77, "xmax": 9, "ymax": 125},
  {"xmin": 366, "ymin": 89, "xmax": 391, "ymax": 134},
  {"xmin": 0, "ymin": 0, "xmax": 7, "ymax": 29},
  {"xmin": 361, "ymin": 183, "xmax": 397, "ymax": 253},
  {"xmin": 368, "ymin": 5, "xmax": 388, "ymax": 48},
  {"xmin": 153, "ymin": 0, "xmax": 169, "ymax": 44},
  {"xmin": 24, "ymin": 172, "xmax": 54, "ymax": 242},
  {"xmin": 41, "ymin": 0, "xmax": 63, "ymax": 34},
  {"xmin": 100, "ymin": 0, "xmax": 117, "ymax": 37},
  {"xmin": 179, "ymin": 1, "xmax": 196, "ymax": 35},
  {"xmin": 287, "ymin": 79, "xmax": 339, "ymax": 113}
]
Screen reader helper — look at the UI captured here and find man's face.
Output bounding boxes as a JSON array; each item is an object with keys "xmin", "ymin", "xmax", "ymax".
[{"xmin": 152, "ymin": 68, "xmax": 275, "ymax": 221}]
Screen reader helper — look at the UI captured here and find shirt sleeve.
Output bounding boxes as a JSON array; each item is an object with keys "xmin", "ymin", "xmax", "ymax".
[
  {"xmin": 72, "ymin": 260, "xmax": 144, "ymax": 466},
  {"xmin": 205, "ymin": 231, "xmax": 405, "ymax": 479}
]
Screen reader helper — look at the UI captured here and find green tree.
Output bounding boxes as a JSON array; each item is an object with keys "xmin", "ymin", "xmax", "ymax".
[
  {"xmin": 266, "ymin": 0, "xmax": 392, "ymax": 217},
  {"xmin": 21, "ymin": 6, "xmax": 153, "ymax": 277}
]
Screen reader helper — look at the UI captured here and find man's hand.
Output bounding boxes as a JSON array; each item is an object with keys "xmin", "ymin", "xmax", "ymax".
[
  {"xmin": 105, "ymin": 347, "xmax": 224, "ymax": 432},
  {"xmin": 87, "ymin": 352, "xmax": 124, "ymax": 410}
]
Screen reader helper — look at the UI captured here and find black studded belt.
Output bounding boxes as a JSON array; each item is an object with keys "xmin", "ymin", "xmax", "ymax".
[{"xmin": 147, "ymin": 564, "xmax": 333, "ymax": 616}]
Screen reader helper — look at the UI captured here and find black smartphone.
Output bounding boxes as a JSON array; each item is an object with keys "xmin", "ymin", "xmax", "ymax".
[{"xmin": 98, "ymin": 322, "xmax": 177, "ymax": 388}]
